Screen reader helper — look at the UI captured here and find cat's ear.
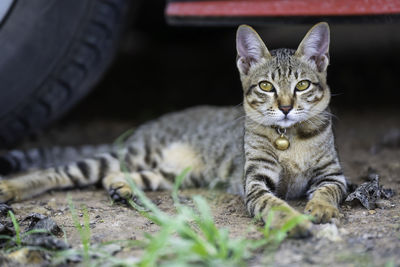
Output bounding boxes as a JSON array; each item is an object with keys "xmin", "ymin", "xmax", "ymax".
[
  {"xmin": 236, "ymin": 25, "xmax": 271, "ymax": 75},
  {"xmin": 295, "ymin": 22, "xmax": 330, "ymax": 72}
]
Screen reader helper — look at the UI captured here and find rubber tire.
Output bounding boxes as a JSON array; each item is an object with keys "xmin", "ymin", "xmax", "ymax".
[{"xmin": 0, "ymin": 0, "xmax": 129, "ymax": 148}]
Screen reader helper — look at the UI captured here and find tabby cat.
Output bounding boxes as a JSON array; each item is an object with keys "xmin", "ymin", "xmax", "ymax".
[{"xmin": 0, "ymin": 22, "xmax": 347, "ymax": 237}]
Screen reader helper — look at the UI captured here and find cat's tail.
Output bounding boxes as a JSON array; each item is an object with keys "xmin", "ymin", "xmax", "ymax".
[{"xmin": 0, "ymin": 144, "xmax": 117, "ymax": 175}]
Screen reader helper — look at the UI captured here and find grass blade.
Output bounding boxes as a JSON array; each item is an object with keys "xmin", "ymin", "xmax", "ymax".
[
  {"xmin": 172, "ymin": 167, "xmax": 191, "ymax": 205},
  {"xmin": 8, "ymin": 210, "xmax": 20, "ymax": 247},
  {"xmin": 67, "ymin": 196, "xmax": 91, "ymax": 264}
]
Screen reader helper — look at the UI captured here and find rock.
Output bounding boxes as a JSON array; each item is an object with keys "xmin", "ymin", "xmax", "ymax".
[
  {"xmin": 20, "ymin": 213, "xmax": 69, "ymax": 250},
  {"xmin": 375, "ymin": 200, "xmax": 395, "ymax": 209},
  {"xmin": 315, "ymin": 223, "xmax": 342, "ymax": 242},
  {"xmin": 22, "ymin": 234, "xmax": 69, "ymax": 250},
  {"xmin": 339, "ymin": 228, "xmax": 349, "ymax": 236},
  {"xmin": 23, "ymin": 213, "xmax": 61, "ymax": 235}
]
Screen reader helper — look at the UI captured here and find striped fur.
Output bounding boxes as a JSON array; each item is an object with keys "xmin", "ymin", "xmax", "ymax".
[
  {"xmin": 0, "ymin": 23, "xmax": 347, "ymax": 237},
  {"xmin": 237, "ymin": 23, "xmax": 347, "ymax": 235},
  {"xmin": 0, "ymin": 107, "xmax": 245, "ymax": 202}
]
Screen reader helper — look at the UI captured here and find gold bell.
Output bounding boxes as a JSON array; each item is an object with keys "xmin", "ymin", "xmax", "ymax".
[{"xmin": 274, "ymin": 134, "xmax": 290, "ymax": 150}]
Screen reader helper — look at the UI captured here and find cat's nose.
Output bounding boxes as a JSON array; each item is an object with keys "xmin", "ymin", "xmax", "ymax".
[{"xmin": 279, "ymin": 105, "xmax": 293, "ymax": 115}]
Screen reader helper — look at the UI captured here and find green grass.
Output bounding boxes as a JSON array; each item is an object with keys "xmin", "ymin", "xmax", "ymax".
[
  {"xmin": 124, "ymin": 169, "xmax": 249, "ymax": 267},
  {"xmin": 68, "ymin": 196, "xmax": 91, "ymax": 264},
  {"xmin": 384, "ymin": 259, "xmax": 396, "ymax": 267},
  {"xmin": 118, "ymin": 162, "xmax": 308, "ymax": 267},
  {"xmin": 8, "ymin": 210, "xmax": 21, "ymax": 247},
  {"xmin": 0, "ymin": 171, "xmax": 307, "ymax": 266},
  {"xmin": 0, "ymin": 130, "xmax": 309, "ymax": 265},
  {"xmin": 49, "ymin": 162, "xmax": 307, "ymax": 266}
]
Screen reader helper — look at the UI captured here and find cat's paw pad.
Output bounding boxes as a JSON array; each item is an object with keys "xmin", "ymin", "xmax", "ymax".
[
  {"xmin": 287, "ymin": 221, "xmax": 312, "ymax": 238},
  {"xmin": 0, "ymin": 180, "xmax": 16, "ymax": 203},
  {"xmin": 282, "ymin": 213, "xmax": 312, "ymax": 238},
  {"xmin": 108, "ymin": 181, "xmax": 133, "ymax": 204},
  {"xmin": 304, "ymin": 200, "xmax": 339, "ymax": 224},
  {"xmin": 269, "ymin": 210, "xmax": 312, "ymax": 238}
]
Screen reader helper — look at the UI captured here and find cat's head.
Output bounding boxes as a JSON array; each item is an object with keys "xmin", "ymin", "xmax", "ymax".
[{"xmin": 236, "ymin": 22, "xmax": 331, "ymax": 128}]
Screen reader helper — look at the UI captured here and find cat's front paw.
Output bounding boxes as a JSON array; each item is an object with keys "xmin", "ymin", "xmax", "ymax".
[
  {"xmin": 286, "ymin": 218, "xmax": 312, "ymax": 238},
  {"xmin": 304, "ymin": 200, "xmax": 339, "ymax": 224},
  {"xmin": 269, "ymin": 210, "xmax": 312, "ymax": 238}
]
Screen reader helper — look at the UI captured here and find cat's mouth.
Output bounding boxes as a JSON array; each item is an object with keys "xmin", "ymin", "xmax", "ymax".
[{"xmin": 276, "ymin": 117, "xmax": 297, "ymax": 128}]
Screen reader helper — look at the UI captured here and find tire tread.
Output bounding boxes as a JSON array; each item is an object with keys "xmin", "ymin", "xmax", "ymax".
[{"xmin": 0, "ymin": 0, "xmax": 129, "ymax": 148}]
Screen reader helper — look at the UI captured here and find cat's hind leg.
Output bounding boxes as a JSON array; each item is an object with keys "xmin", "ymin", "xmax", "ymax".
[
  {"xmin": 102, "ymin": 170, "xmax": 173, "ymax": 202},
  {"xmin": 0, "ymin": 152, "xmax": 121, "ymax": 203},
  {"xmin": 0, "ymin": 168, "xmax": 75, "ymax": 202}
]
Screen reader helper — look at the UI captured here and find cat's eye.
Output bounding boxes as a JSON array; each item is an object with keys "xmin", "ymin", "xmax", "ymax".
[
  {"xmin": 295, "ymin": 80, "xmax": 310, "ymax": 91},
  {"xmin": 259, "ymin": 81, "xmax": 274, "ymax": 92}
]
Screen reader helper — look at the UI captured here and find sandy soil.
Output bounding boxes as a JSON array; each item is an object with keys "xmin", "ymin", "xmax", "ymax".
[{"xmin": 7, "ymin": 108, "xmax": 400, "ymax": 266}]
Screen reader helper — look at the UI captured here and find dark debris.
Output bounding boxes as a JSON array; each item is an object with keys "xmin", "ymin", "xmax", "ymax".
[
  {"xmin": 0, "ymin": 222, "xmax": 14, "ymax": 238},
  {"xmin": 20, "ymin": 213, "xmax": 68, "ymax": 250},
  {"xmin": 345, "ymin": 169, "xmax": 395, "ymax": 210},
  {"xmin": 0, "ymin": 204, "xmax": 12, "ymax": 218},
  {"xmin": 0, "ymin": 211, "xmax": 69, "ymax": 264},
  {"xmin": 23, "ymin": 213, "xmax": 62, "ymax": 236},
  {"xmin": 22, "ymin": 234, "xmax": 68, "ymax": 250},
  {"xmin": 0, "ymin": 211, "xmax": 69, "ymax": 251}
]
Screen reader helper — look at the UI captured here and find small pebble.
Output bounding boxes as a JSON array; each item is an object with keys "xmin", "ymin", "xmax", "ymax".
[
  {"xmin": 7, "ymin": 248, "xmax": 44, "ymax": 264},
  {"xmin": 315, "ymin": 223, "xmax": 342, "ymax": 242}
]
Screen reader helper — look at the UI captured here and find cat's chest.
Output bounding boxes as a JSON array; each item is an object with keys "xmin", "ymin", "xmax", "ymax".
[
  {"xmin": 277, "ymin": 158, "xmax": 311, "ymax": 199},
  {"xmin": 276, "ymin": 130, "xmax": 328, "ymax": 168},
  {"xmin": 277, "ymin": 140, "xmax": 315, "ymax": 172},
  {"xmin": 275, "ymin": 139, "xmax": 321, "ymax": 199}
]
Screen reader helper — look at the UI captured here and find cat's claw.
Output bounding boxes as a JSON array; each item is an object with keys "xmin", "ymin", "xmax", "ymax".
[
  {"xmin": 107, "ymin": 182, "xmax": 145, "ymax": 208},
  {"xmin": 304, "ymin": 200, "xmax": 340, "ymax": 224}
]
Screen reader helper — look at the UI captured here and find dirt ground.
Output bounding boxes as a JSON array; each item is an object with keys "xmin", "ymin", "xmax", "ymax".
[{"xmin": 7, "ymin": 108, "xmax": 400, "ymax": 266}]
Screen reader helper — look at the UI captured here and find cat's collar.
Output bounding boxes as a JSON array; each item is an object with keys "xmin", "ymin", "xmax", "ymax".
[{"xmin": 273, "ymin": 126, "xmax": 290, "ymax": 151}]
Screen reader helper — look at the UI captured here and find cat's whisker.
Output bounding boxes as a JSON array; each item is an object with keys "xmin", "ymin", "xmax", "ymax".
[{"xmin": 304, "ymin": 118, "xmax": 319, "ymax": 129}]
